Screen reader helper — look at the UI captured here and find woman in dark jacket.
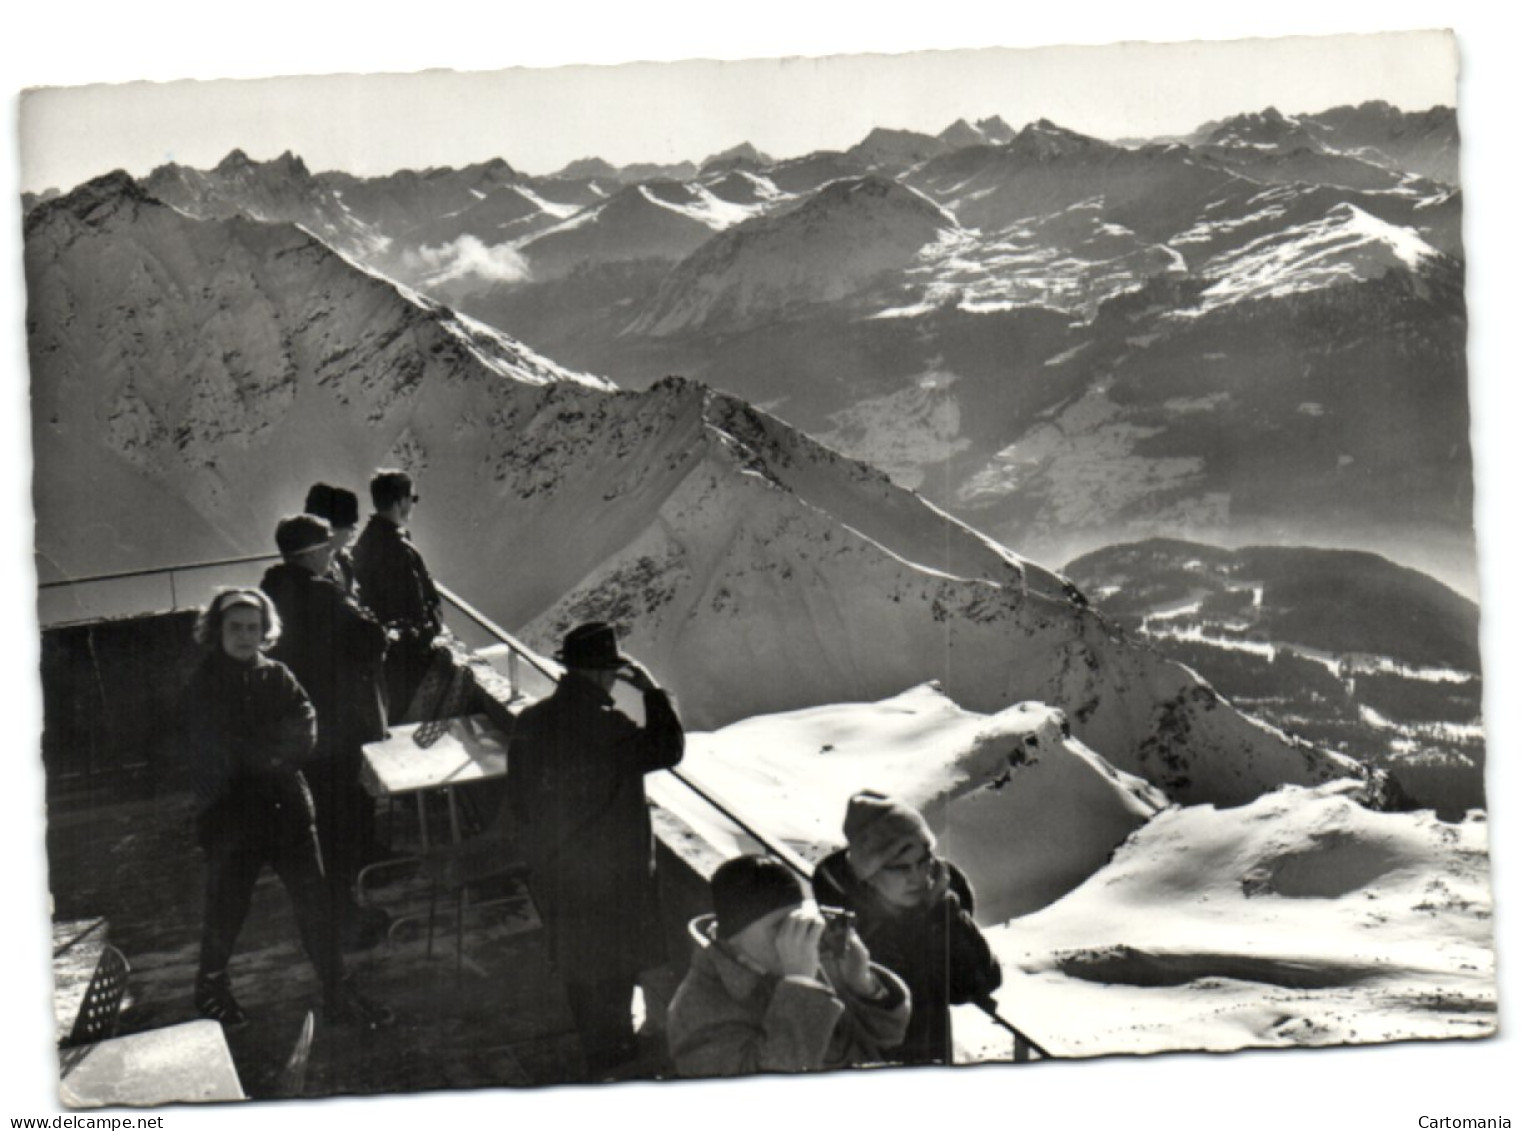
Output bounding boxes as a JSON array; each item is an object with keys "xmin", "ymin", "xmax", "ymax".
[
  {"xmin": 812, "ymin": 791, "xmax": 1003, "ymax": 1066},
  {"xmin": 183, "ymin": 587, "xmax": 390, "ymax": 1030}
]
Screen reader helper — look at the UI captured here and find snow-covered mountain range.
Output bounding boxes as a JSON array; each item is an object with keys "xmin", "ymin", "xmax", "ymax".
[
  {"xmin": 1065, "ymin": 539, "xmax": 1485, "ymax": 817},
  {"xmin": 25, "ymin": 171, "xmax": 1397, "ymax": 809},
  {"xmin": 22, "ymin": 93, "xmax": 1490, "ymax": 1063},
  {"xmin": 185, "ymin": 99, "xmax": 1456, "ymax": 594}
]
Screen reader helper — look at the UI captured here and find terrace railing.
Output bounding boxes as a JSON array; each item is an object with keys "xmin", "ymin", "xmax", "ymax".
[{"xmin": 36, "ymin": 554, "xmax": 1051, "ymax": 1063}]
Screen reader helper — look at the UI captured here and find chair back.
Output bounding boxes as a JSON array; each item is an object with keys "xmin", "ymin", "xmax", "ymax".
[{"xmin": 64, "ymin": 945, "xmax": 130, "ymax": 1047}]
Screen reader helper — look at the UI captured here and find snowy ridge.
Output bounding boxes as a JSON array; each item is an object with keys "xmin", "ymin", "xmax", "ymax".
[
  {"xmin": 654, "ymin": 683, "xmax": 1165, "ymax": 923},
  {"xmin": 636, "ymin": 182, "xmax": 763, "ymax": 230},
  {"xmin": 1189, "ymin": 202, "xmax": 1441, "ymax": 313},
  {"xmin": 982, "ymin": 782, "xmax": 1493, "ymax": 1058}
]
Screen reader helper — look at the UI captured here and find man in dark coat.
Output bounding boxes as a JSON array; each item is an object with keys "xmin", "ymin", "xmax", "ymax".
[
  {"xmin": 509, "ymin": 622, "xmax": 684, "ymax": 1076},
  {"xmin": 812, "ymin": 791, "xmax": 1003, "ymax": 1066},
  {"xmin": 261, "ymin": 514, "xmax": 390, "ymax": 947},
  {"xmin": 351, "ymin": 468, "xmax": 443, "ymax": 723}
]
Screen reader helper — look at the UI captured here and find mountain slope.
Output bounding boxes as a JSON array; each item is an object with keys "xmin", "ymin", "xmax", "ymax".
[
  {"xmin": 1065, "ymin": 539, "xmax": 1484, "ymax": 815},
  {"xmin": 661, "ymin": 684, "xmax": 1167, "ymax": 922},
  {"xmin": 517, "ymin": 182, "xmax": 734, "ymax": 279},
  {"xmin": 24, "ymin": 171, "xmax": 1391, "ymax": 808},
  {"xmin": 983, "ymin": 782, "xmax": 1493, "ymax": 1057},
  {"xmin": 628, "ymin": 176, "xmax": 959, "ymax": 335}
]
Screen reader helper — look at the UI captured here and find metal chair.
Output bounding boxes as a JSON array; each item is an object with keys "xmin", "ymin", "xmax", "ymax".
[
  {"xmin": 419, "ymin": 836, "xmax": 532, "ymax": 980},
  {"xmin": 63, "ymin": 944, "xmax": 130, "ymax": 1048}
]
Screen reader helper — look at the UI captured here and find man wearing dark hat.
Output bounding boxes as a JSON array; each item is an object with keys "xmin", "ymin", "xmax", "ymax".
[
  {"xmin": 508, "ymin": 621, "xmax": 684, "ymax": 1076},
  {"xmin": 667, "ymin": 854, "xmax": 910, "ymax": 1077},
  {"xmin": 262, "ymin": 514, "xmax": 391, "ymax": 949},
  {"xmin": 351, "ymin": 468, "xmax": 444, "ymax": 722}
]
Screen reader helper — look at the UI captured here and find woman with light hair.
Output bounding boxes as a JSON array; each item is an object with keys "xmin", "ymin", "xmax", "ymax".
[
  {"xmin": 182, "ymin": 587, "xmax": 391, "ymax": 1031},
  {"xmin": 812, "ymin": 791, "xmax": 1002, "ymax": 1066}
]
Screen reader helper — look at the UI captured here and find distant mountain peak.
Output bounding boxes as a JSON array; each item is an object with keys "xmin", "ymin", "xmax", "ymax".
[
  {"xmin": 699, "ymin": 142, "xmax": 772, "ymax": 173},
  {"xmin": 1203, "ymin": 107, "xmax": 1324, "ymax": 154},
  {"xmin": 846, "ymin": 127, "xmax": 949, "ymax": 169},
  {"xmin": 1010, "ymin": 119, "xmax": 1109, "ymax": 159},
  {"xmin": 270, "ymin": 150, "xmax": 311, "ymax": 179},
  {"xmin": 24, "ymin": 169, "xmax": 155, "ymax": 238},
  {"xmin": 975, "ymin": 115, "xmax": 1016, "ymax": 143},
  {"xmin": 938, "ymin": 118, "xmax": 984, "ymax": 148},
  {"xmin": 215, "ymin": 148, "xmax": 255, "ymax": 173},
  {"xmin": 554, "ymin": 156, "xmax": 619, "ymax": 180},
  {"xmin": 707, "ymin": 141, "xmax": 765, "ymax": 162}
]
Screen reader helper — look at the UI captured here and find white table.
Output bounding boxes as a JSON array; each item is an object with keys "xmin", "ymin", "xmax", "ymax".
[
  {"xmin": 59, "ymin": 1019, "xmax": 245, "ymax": 1106},
  {"xmin": 361, "ymin": 714, "xmax": 509, "ymax": 850}
]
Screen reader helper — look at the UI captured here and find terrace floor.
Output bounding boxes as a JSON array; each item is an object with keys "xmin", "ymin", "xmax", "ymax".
[{"xmin": 45, "ymin": 776, "xmax": 672, "ymax": 1104}]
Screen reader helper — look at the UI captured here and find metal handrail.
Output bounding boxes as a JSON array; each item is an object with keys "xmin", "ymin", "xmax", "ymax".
[
  {"xmin": 432, "ymin": 582, "xmax": 559, "ymax": 694},
  {"xmin": 35, "ymin": 553, "xmax": 1051, "ymax": 1061},
  {"xmin": 36, "ymin": 552, "xmax": 280, "ymax": 590}
]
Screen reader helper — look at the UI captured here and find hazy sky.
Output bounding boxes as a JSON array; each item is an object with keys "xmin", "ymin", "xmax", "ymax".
[{"xmin": 19, "ymin": 29, "xmax": 1455, "ymax": 194}]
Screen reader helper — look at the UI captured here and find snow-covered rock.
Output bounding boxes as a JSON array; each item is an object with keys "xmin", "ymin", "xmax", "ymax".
[
  {"xmin": 978, "ymin": 782, "xmax": 1494, "ymax": 1057},
  {"xmin": 628, "ymin": 176, "xmax": 959, "ymax": 335},
  {"xmin": 655, "ymin": 684, "xmax": 1166, "ymax": 922}
]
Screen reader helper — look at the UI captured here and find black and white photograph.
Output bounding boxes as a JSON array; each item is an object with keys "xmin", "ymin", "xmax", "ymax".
[{"xmin": 4, "ymin": 5, "xmax": 1517, "ymax": 1127}]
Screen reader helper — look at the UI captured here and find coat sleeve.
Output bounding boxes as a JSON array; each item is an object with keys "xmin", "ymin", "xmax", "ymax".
[
  {"xmin": 829, "ymin": 962, "xmax": 911, "ymax": 1056},
  {"xmin": 336, "ymin": 586, "xmax": 389, "ymax": 666},
  {"xmin": 629, "ymin": 689, "xmax": 684, "ymax": 773},
  {"xmin": 939, "ymin": 867, "xmax": 1003, "ymax": 1004},
  {"xmin": 670, "ymin": 978, "xmax": 847, "ymax": 1077},
  {"xmin": 268, "ymin": 665, "xmax": 319, "ymax": 769}
]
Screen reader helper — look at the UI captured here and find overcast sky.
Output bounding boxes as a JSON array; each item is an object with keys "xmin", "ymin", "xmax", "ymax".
[{"xmin": 19, "ymin": 29, "xmax": 1455, "ymax": 194}]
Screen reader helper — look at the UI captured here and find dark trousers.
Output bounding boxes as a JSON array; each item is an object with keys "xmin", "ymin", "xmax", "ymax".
[
  {"xmin": 563, "ymin": 975, "xmax": 638, "ymax": 1074},
  {"xmin": 197, "ymin": 797, "xmax": 344, "ymax": 992},
  {"xmin": 304, "ymin": 749, "xmax": 377, "ymax": 923},
  {"xmin": 384, "ymin": 642, "xmax": 436, "ymax": 725}
]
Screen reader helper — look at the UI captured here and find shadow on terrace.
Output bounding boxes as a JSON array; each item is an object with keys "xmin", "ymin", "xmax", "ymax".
[{"xmin": 39, "ymin": 556, "xmax": 1041, "ymax": 1106}]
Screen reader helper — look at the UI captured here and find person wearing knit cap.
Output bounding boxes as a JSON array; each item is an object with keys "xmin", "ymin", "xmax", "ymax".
[
  {"xmin": 813, "ymin": 791, "xmax": 1003, "ymax": 1066},
  {"xmin": 262, "ymin": 514, "xmax": 391, "ymax": 952},
  {"xmin": 667, "ymin": 854, "xmax": 910, "ymax": 1078}
]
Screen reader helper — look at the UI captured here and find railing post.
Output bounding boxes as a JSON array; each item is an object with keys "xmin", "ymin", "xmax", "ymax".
[{"xmin": 508, "ymin": 650, "xmax": 520, "ymax": 701}]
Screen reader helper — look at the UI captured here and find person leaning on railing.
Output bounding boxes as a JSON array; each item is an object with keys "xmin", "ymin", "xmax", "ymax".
[
  {"xmin": 351, "ymin": 468, "xmax": 444, "ymax": 723},
  {"xmin": 812, "ymin": 791, "xmax": 1003, "ymax": 1067},
  {"xmin": 179, "ymin": 587, "xmax": 393, "ymax": 1032}
]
